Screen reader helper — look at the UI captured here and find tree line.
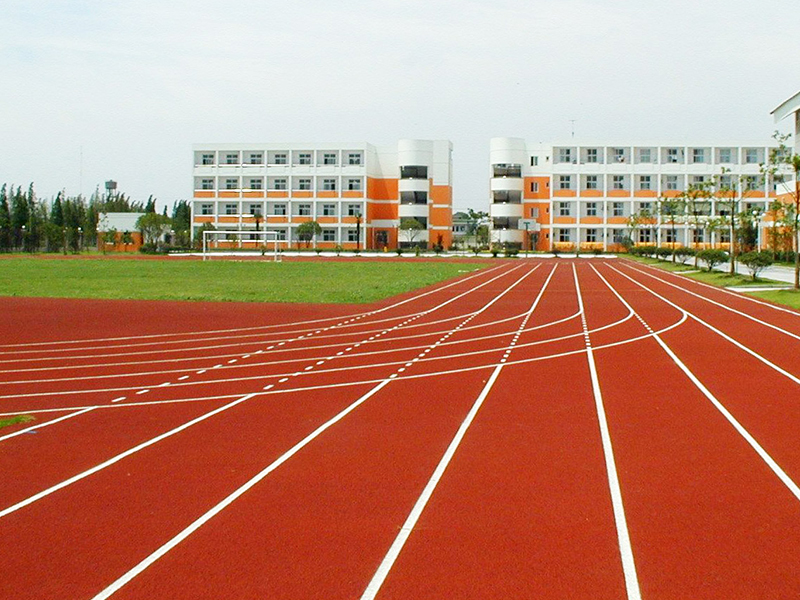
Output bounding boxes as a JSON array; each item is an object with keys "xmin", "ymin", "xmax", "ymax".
[{"xmin": 0, "ymin": 183, "xmax": 190, "ymax": 254}]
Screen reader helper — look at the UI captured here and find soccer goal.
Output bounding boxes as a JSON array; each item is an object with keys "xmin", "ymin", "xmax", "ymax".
[{"xmin": 202, "ymin": 229, "xmax": 282, "ymax": 262}]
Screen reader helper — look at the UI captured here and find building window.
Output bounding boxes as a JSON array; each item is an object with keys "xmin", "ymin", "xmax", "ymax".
[
  {"xmin": 719, "ymin": 148, "xmax": 732, "ymax": 163},
  {"xmin": 249, "ymin": 153, "xmax": 263, "ymax": 165},
  {"xmin": 531, "ymin": 182, "xmax": 539, "ymax": 193},
  {"xmin": 559, "ymin": 175, "xmax": 572, "ymax": 190},
  {"xmin": 531, "ymin": 156, "xmax": 539, "ymax": 167},
  {"xmin": 558, "ymin": 229, "xmax": 571, "ymax": 242},
  {"xmin": 719, "ymin": 175, "xmax": 733, "ymax": 190},
  {"xmin": 639, "ymin": 229, "xmax": 652, "ymax": 243},
  {"xmin": 586, "ymin": 228, "xmax": 598, "ymax": 242},
  {"xmin": 640, "ymin": 201, "xmax": 653, "ymax": 212},
  {"xmin": 639, "ymin": 175, "xmax": 651, "ymax": 191},
  {"xmin": 248, "ymin": 204, "xmax": 262, "ymax": 216},
  {"xmin": 297, "ymin": 178, "xmax": 312, "ymax": 191},
  {"xmin": 530, "ymin": 207, "xmax": 539, "ymax": 218},
  {"xmin": 692, "ymin": 175, "xmax": 707, "ymax": 187},
  {"xmin": 200, "ymin": 203, "xmax": 213, "ymax": 215},
  {"xmin": 586, "ymin": 202, "xmax": 598, "ymax": 216},
  {"xmin": 692, "ymin": 148, "xmax": 705, "ymax": 163},
  {"xmin": 402, "ymin": 191, "xmax": 428, "ymax": 204},
  {"xmin": 273, "ymin": 204, "xmax": 287, "ymax": 216},
  {"xmin": 225, "ymin": 153, "xmax": 238, "ymax": 165},
  {"xmin": 347, "ymin": 178, "xmax": 362, "ymax": 191},
  {"xmin": 612, "ymin": 202, "xmax": 624, "ymax": 217},
  {"xmin": 248, "ymin": 178, "xmax": 263, "ymax": 190},
  {"xmin": 298, "ymin": 153, "xmax": 312, "ymax": 165},
  {"xmin": 745, "ymin": 149, "xmax": 759, "ymax": 164},
  {"xmin": 271, "ymin": 178, "xmax": 287, "ymax": 190},
  {"xmin": 667, "ymin": 148, "xmax": 679, "ymax": 163},
  {"xmin": 273, "ymin": 153, "xmax": 287, "ymax": 165},
  {"xmin": 347, "ymin": 204, "xmax": 362, "ymax": 217},
  {"xmin": 666, "ymin": 175, "xmax": 678, "ymax": 191},
  {"xmin": 323, "ymin": 153, "xmax": 337, "ymax": 165},
  {"xmin": 744, "ymin": 175, "xmax": 759, "ymax": 190},
  {"xmin": 202, "ymin": 153, "xmax": 214, "ymax": 165},
  {"xmin": 225, "ymin": 178, "xmax": 238, "ymax": 190},
  {"xmin": 586, "ymin": 149, "xmax": 598, "ymax": 163},
  {"xmin": 347, "ymin": 229, "xmax": 359, "ymax": 242},
  {"xmin": 665, "ymin": 229, "xmax": 677, "ymax": 243},
  {"xmin": 348, "ymin": 153, "xmax": 362, "ymax": 165},
  {"xmin": 613, "ymin": 148, "xmax": 625, "ymax": 163},
  {"xmin": 558, "ymin": 202, "xmax": 571, "ymax": 216},
  {"xmin": 297, "ymin": 203, "xmax": 312, "ymax": 216},
  {"xmin": 322, "ymin": 204, "xmax": 336, "ymax": 216},
  {"xmin": 322, "ymin": 229, "xmax": 336, "ymax": 241},
  {"xmin": 322, "ymin": 178, "xmax": 337, "ymax": 191},
  {"xmin": 693, "ymin": 228, "xmax": 704, "ymax": 243},
  {"xmin": 400, "ymin": 165, "xmax": 428, "ymax": 179},
  {"xmin": 201, "ymin": 179, "xmax": 214, "ymax": 190},
  {"xmin": 225, "ymin": 203, "xmax": 238, "ymax": 215},
  {"xmin": 586, "ymin": 175, "xmax": 598, "ymax": 190},
  {"xmin": 612, "ymin": 175, "xmax": 625, "ymax": 190},
  {"xmin": 558, "ymin": 148, "xmax": 572, "ymax": 163},
  {"xmin": 639, "ymin": 148, "xmax": 652, "ymax": 163},
  {"xmin": 612, "ymin": 229, "xmax": 626, "ymax": 243}
]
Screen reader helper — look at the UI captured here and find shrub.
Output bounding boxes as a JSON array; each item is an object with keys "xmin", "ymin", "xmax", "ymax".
[
  {"xmin": 696, "ymin": 249, "xmax": 729, "ymax": 272},
  {"xmin": 592, "ymin": 248, "xmax": 603, "ymax": 256},
  {"xmin": 672, "ymin": 246, "xmax": 695, "ymax": 264},
  {"xmin": 552, "ymin": 247, "xmax": 561, "ymax": 257},
  {"xmin": 504, "ymin": 247, "xmax": 519, "ymax": 258},
  {"xmin": 395, "ymin": 247, "xmax": 403, "ymax": 255},
  {"xmin": 490, "ymin": 248, "xmax": 500, "ymax": 258},
  {"xmin": 739, "ymin": 250, "xmax": 774, "ymax": 280},
  {"xmin": 655, "ymin": 247, "xmax": 672, "ymax": 260},
  {"xmin": 638, "ymin": 245, "xmax": 658, "ymax": 258}
]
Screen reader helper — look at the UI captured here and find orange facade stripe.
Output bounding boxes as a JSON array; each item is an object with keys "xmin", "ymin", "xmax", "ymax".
[
  {"xmin": 524, "ymin": 177, "xmax": 551, "ymax": 200},
  {"xmin": 367, "ymin": 177, "xmax": 399, "ymax": 200},
  {"xmin": 267, "ymin": 191, "xmax": 289, "ymax": 198},
  {"xmin": 267, "ymin": 216, "xmax": 288, "ymax": 224},
  {"xmin": 553, "ymin": 190, "xmax": 577, "ymax": 198},
  {"xmin": 342, "ymin": 191, "xmax": 364, "ymax": 198},
  {"xmin": 553, "ymin": 216, "xmax": 576, "ymax": 224},
  {"xmin": 580, "ymin": 217, "xmax": 603, "ymax": 225},
  {"xmin": 317, "ymin": 217, "xmax": 337, "ymax": 224},
  {"xmin": 291, "ymin": 191, "xmax": 313, "ymax": 198},
  {"xmin": 243, "ymin": 191, "xmax": 265, "ymax": 198},
  {"xmin": 194, "ymin": 216, "xmax": 214, "ymax": 223},
  {"xmin": 367, "ymin": 203, "xmax": 398, "ymax": 221},
  {"xmin": 318, "ymin": 191, "xmax": 338, "ymax": 198},
  {"xmin": 607, "ymin": 217, "xmax": 628, "ymax": 225},
  {"xmin": 633, "ymin": 190, "xmax": 657, "ymax": 198},
  {"xmin": 218, "ymin": 216, "xmax": 239, "ymax": 223},
  {"xmin": 193, "ymin": 191, "xmax": 215, "ymax": 198},
  {"xmin": 580, "ymin": 190, "xmax": 603, "ymax": 197},
  {"xmin": 429, "ymin": 206, "xmax": 452, "ymax": 227},
  {"xmin": 218, "ymin": 192, "xmax": 238, "ymax": 198},
  {"xmin": 607, "ymin": 190, "xmax": 631, "ymax": 198},
  {"xmin": 430, "ymin": 185, "xmax": 452, "ymax": 205}
]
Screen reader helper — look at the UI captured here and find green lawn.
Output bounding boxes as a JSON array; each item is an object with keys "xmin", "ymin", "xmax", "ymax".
[
  {"xmin": 744, "ymin": 289, "xmax": 800, "ymax": 310},
  {"xmin": 0, "ymin": 415, "xmax": 34, "ymax": 430},
  {"xmin": 0, "ymin": 257, "xmax": 489, "ymax": 304}
]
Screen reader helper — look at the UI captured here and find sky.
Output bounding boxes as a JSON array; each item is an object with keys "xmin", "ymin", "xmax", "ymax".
[{"xmin": 1, "ymin": 0, "xmax": 799, "ymax": 212}]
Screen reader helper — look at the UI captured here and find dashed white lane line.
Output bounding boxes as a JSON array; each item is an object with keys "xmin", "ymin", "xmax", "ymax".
[
  {"xmin": 212, "ymin": 364, "xmax": 222, "ymax": 369},
  {"xmin": 263, "ymin": 384, "xmax": 274, "ymax": 391},
  {"xmin": 111, "ymin": 396, "xmax": 126, "ymax": 403},
  {"xmin": 279, "ymin": 378, "xmax": 289, "ymax": 383},
  {"xmin": 158, "ymin": 382, "xmax": 170, "ymax": 387},
  {"xmin": 196, "ymin": 370, "xmax": 206, "ymax": 374},
  {"xmin": 135, "ymin": 389, "xmax": 149, "ymax": 395},
  {"xmin": 227, "ymin": 359, "xmax": 237, "ymax": 364},
  {"xmin": 178, "ymin": 376, "xmax": 190, "ymax": 381}
]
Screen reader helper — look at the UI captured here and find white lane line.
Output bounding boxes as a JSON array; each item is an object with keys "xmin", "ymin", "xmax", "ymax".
[
  {"xmin": 0, "ymin": 393, "xmax": 260, "ymax": 520},
  {"xmin": 596, "ymin": 264, "xmax": 800, "ymax": 504},
  {"xmin": 0, "ymin": 407, "xmax": 97, "ymax": 443},
  {"xmin": 158, "ymin": 382, "xmax": 170, "ymax": 387},
  {"xmin": 178, "ymin": 376, "xmax": 189, "ymax": 381},
  {"xmin": 362, "ymin": 263, "xmax": 554, "ymax": 599},
  {"xmin": 135, "ymin": 389, "xmax": 149, "ymax": 395},
  {"xmin": 196, "ymin": 370, "xmax": 206, "ymax": 374},
  {"xmin": 573, "ymin": 265, "xmax": 642, "ymax": 600},
  {"xmin": 90, "ymin": 380, "xmax": 395, "ymax": 600},
  {"xmin": 111, "ymin": 397, "xmax": 126, "ymax": 403}
]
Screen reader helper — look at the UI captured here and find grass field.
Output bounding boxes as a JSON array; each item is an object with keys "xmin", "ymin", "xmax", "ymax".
[{"xmin": 0, "ymin": 257, "xmax": 489, "ymax": 304}]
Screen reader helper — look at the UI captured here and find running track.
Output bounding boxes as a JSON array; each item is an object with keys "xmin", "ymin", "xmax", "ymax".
[{"xmin": 1, "ymin": 258, "xmax": 800, "ymax": 599}]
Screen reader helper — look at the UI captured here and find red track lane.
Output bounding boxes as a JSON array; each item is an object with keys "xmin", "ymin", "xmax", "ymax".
[
  {"xmin": 588, "ymin": 263, "xmax": 800, "ymax": 598},
  {"xmin": 5, "ymin": 259, "xmax": 800, "ymax": 599},
  {"xmin": 373, "ymin": 263, "xmax": 629, "ymax": 598}
]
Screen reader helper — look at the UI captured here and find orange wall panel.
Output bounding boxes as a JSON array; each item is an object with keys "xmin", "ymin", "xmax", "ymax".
[
  {"xmin": 429, "ymin": 206, "xmax": 452, "ymax": 227},
  {"xmin": 607, "ymin": 217, "xmax": 628, "ymax": 225},
  {"xmin": 318, "ymin": 191, "xmax": 338, "ymax": 198},
  {"xmin": 553, "ymin": 190, "xmax": 576, "ymax": 198},
  {"xmin": 553, "ymin": 216, "xmax": 576, "ymax": 224},
  {"xmin": 580, "ymin": 190, "xmax": 603, "ymax": 197},
  {"xmin": 292, "ymin": 191, "xmax": 313, "ymax": 198},
  {"xmin": 524, "ymin": 177, "xmax": 551, "ymax": 199},
  {"xmin": 267, "ymin": 216, "xmax": 288, "ymax": 224},
  {"xmin": 317, "ymin": 217, "xmax": 337, "ymax": 224},
  {"xmin": 661, "ymin": 190, "xmax": 682, "ymax": 198},
  {"xmin": 367, "ymin": 203, "xmax": 398, "ymax": 221},
  {"xmin": 634, "ymin": 190, "xmax": 657, "ymax": 198},
  {"xmin": 194, "ymin": 216, "xmax": 214, "ymax": 223},
  {"xmin": 342, "ymin": 191, "xmax": 364, "ymax": 198},
  {"xmin": 193, "ymin": 191, "xmax": 215, "ymax": 198},
  {"xmin": 243, "ymin": 191, "xmax": 265, "ymax": 198},
  {"xmin": 367, "ymin": 178, "xmax": 399, "ymax": 200},
  {"xmin": 580, "ymin": 217, "xmax": 603, "ymax": 225},
  {"xmin": 218, "ymin": 192, "xmax": 238, "ymax": 198},
  {"xmin": 430, "ymin": 185, "xmax": 452, "ymax": 205},
  {"xmin": 608, "ymin": 190, "xmax": 631, "ymax": 198},
  {"xmin": 218, "ymin": 216, "xmax": 238, "ymax": 223},
  {"xmin": 267, "ymin": 191, "xmax": 288, "ymax": 198}
]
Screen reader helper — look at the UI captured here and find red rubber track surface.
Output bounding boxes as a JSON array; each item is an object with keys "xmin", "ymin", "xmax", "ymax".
[{"xmin": 2, "ymin": 259, "xmax": 800, "ymax": 599}]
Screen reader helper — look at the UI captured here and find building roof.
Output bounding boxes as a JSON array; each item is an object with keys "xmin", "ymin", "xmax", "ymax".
[{"xmin": 771, "ymin": 90, "xmax": 800, "ymax": 123}]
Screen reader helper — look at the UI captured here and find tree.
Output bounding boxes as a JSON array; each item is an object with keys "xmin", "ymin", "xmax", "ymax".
[
  {"xmin": 136, "ymin": 212, "xmax": 172, "ymax": 248},
  {"xmin": 400, "ymin": 217, "xmax": 424, "ymax": 245},
  {"xmin": 465, "ymin": 209, "xmax": 489, "ymax": 246},
  {"xmin": 682, "ymin": 183, "xmax": 712, "ymax": 267},
  {"xmin": 296, "ymin": 220, "xmax": 321, "ymax": 248},
  {"xmin": 0, "ymin": 185, "xmax": 11, "ymax": 252},
  {"xmin": 121, "ymin": 231, "xmax": 134, "ymax": 250},
  {"xmin": 144, "ymin": 195, "xmax": 157, "ymax": 214},
  {"xmin": 659, "ymin": 196, "xmax": 685, "ymax": 261},
  {"xmin": 103, "ymin": 227, "xmax": 119, "ymax": 252},
  {"xmin": 762, "ymin": 131, "xmax": 800, "ymax": 289}
]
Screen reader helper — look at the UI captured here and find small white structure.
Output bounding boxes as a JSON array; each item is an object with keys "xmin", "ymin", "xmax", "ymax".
[{"xmin": 771, "ymin": 90, "xmax": 800, "ymax": 152}]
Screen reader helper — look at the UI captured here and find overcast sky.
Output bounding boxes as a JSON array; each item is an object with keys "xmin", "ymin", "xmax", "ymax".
[{"xmin": 2, "ymin": 0, "xmax": 799, "ymax": 212}]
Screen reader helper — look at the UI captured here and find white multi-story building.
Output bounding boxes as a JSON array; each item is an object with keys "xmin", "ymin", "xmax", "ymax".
[
  {"xmin": 191, "ymin": 140, "xmax": 453, "ymax": 250},
  {"xmin": 489, "ymin": 137, "xmax": 789, "ymax": 252}
]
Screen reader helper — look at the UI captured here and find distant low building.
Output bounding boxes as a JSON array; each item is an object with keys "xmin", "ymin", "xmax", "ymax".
[{"xmin": 97, "ymin": 212, "xmax": 144, "ymax": 252}]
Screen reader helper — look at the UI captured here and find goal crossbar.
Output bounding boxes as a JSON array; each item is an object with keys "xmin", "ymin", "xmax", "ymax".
[{"xmin": 202, "ymin": 230, "xmax": 282, "ymax": 262}]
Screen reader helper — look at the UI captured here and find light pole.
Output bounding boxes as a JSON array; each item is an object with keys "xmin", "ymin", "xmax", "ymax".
[
  {"xmin": 78, "ymin": 227, "xmax": 83, "ymax": 252},
  {"xmin": 524, "ymin": 221, "xmax": 530, "ymax": 258}
]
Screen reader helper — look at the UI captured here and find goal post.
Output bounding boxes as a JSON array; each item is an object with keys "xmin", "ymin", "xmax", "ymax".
[{"xmin": 202, "ymin": 229, "xmax": 282, "ymax": 262}]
